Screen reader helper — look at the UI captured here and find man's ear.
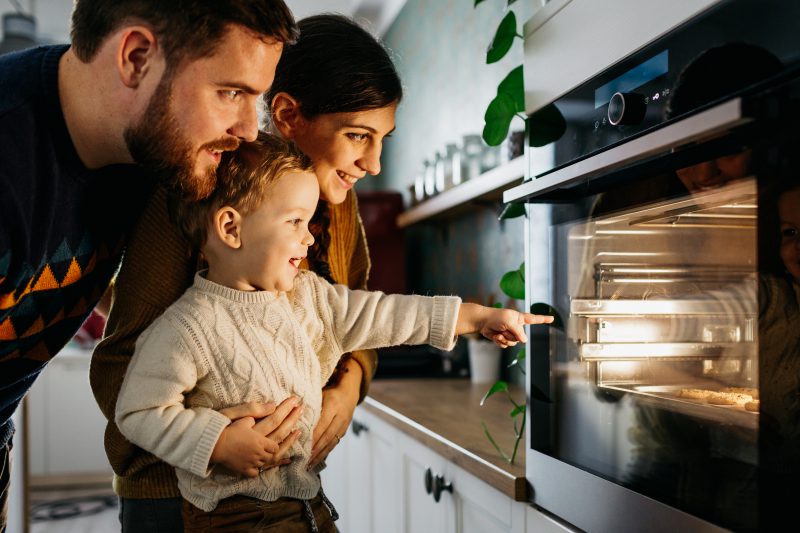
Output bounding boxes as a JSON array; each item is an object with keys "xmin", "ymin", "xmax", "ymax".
[
  {"xmin": 212, "ymin": 207, "xmax": 243, "ymax": 249},
  {"xmin": 270, "ymin": 92, "xmax": 307, "ymax": 139},
  {"xmin": 116, "ymin": 26, "xmax": 159, "ymax": 89}
]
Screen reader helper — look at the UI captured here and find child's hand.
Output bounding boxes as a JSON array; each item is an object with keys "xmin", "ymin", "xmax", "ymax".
[
  {"xmin": 457, "ymin": 303, "xmax": 555, "ymax": 348},
  {"xmin": 210, "ymin": 416, "xmax": 299, "ymax": 477}
]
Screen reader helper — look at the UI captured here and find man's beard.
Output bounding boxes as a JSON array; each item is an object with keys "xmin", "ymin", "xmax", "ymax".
[{"xmin": 124, "ymin": 74, "xmax": 240, "ymax": 201}]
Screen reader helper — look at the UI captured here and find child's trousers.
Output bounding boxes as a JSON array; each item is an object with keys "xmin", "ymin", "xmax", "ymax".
[{"xmin": 182, "ymin": 493, "xmax": 337, "ymax": 532}]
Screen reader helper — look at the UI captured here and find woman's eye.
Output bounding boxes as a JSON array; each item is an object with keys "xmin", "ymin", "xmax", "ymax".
[
  {"xmin": 346, "ymin": 133, "xmax": 368, "ymax": 142},
  {"xmin": 781, "ymin": 226, "xmax": 798, "ymax": 239},
  {"xmin": 290, "ymin": 219, "xmax": 302, "ymax": 226}
]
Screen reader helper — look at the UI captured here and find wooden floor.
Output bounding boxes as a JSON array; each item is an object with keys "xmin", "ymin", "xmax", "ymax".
[{"xmin": 29, "ymin": 486, "xmax": 118, "ymax": 533}]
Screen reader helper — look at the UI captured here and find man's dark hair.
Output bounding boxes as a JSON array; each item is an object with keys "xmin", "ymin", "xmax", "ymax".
[{"xmin": 70, "ymin": 0, "xmax": 298, "ymax": 67}]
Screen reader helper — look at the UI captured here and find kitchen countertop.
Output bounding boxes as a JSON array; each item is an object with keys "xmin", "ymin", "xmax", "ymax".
[{"xmin": 361, "ymin": 378, "xmax": 528, "ymax": 501}]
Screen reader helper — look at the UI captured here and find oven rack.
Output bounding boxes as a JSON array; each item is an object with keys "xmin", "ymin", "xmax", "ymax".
[{"xmin": 571, "ymin": 298, "xmax": 756, "ymax": 316}]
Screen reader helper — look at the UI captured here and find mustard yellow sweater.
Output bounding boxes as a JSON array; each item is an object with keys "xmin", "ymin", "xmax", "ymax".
[{"xmin": 90, "ymin": 186, "xmax": 377, "ymax": 499}]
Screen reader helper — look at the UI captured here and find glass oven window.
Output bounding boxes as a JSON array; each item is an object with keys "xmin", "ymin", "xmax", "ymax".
[{"xmin": 538, "ymin": 145, "xmax": 768, "ymax": 529}]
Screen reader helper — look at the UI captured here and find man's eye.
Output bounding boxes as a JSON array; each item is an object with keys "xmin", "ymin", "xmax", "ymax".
[
  {"xmin": 221, "ymin": 90, "xmax": 242, "ymax": 101},
  {"xmin": 781, "ymin": 227, "xmax": 798, "ymax": 239}
]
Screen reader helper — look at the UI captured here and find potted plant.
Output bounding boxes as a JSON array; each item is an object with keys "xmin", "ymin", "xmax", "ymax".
[
  {"xmin": 479, "ymin": 262, "xmax": 561, "ymax": 463},
  {"xmin": 475, "ymin": 0, "xmax": 566, "ymax": 159}
]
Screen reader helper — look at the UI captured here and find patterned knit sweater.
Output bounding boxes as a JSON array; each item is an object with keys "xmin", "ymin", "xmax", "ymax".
[
  {"xmin": 115, "ymin": 270, "xmax": 460, "ymax": 511},
  {"xmin": 91, "ymin": 186, "xmax": 378, "ymax": 498},
  {"xmin": 0, "ymin": 45, "xmax": 152, "ymax": 447}
]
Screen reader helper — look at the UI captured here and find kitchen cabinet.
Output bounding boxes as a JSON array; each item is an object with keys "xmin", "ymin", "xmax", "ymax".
[
  {"xmin": 322, "ymin": 406, "xmax": 401, "ymax": 533},
  {"xmin": 323, "ymin": 403, "xmax": 571, "ymax": 533},
  {"xmin": 25, "ymin": 344, "xmax": 112, "ymax": 480}
]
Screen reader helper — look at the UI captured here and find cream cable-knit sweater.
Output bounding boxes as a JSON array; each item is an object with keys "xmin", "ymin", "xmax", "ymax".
[{"xmin": 116, "ymin": 270, "xmax": 460, "ymax": 512}]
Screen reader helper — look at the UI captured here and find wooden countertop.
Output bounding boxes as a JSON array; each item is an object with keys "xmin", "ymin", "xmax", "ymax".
[{"xmin": 361, "ymin": 378, "xmax": 529, "ymax": 501}]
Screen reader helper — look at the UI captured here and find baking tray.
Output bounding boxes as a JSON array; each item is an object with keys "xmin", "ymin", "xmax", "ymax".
[{"xmin": 599, "ymin": 383, "xmax": 758, "ymax": 430}]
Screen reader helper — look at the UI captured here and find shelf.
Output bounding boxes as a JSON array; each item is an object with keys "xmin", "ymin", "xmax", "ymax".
[{"xmin": 396, "ymin": 156, "xmax": 525, "ymax": 228}]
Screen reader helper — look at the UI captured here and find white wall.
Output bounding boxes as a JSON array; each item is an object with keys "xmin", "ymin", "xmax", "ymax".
[
  {"xmin": 0, "ymin": 0, "xmax": 407, "ymax": 46},
  {"xmin": 0, "ymin": 0, "xmax": 72, "ymax": 45}
]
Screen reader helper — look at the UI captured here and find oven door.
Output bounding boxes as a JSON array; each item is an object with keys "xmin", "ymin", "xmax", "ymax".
[{"xmin": 506, "ymin": 78, "xmax": 800, "ymax": 532}]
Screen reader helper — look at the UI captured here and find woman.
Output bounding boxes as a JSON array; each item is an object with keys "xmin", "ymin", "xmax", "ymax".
[{"xmin": 91, "ymin": 14, "xmax": 402, "ymax": 532}]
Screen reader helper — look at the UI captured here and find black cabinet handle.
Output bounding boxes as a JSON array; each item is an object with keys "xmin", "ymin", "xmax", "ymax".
[
  {"xmin": 432, "ymin": 473, "xmax": 453, "ymax": 502},
  {"xmin": 351, "ymin": 419, "xmax": 368, "ymax": 436},
  {"xmin": 424, "ymin": 467, "xmax": 434, "ymax": 495}
]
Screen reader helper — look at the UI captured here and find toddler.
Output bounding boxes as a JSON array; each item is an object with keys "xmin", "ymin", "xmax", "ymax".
[{"xmin": 115, "ymin": 132, "xmax": 552, "ymax": 531}]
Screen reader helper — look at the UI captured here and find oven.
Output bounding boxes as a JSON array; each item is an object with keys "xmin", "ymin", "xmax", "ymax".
[{"xmin": 504, "ymin": 1, "xmax": 800, "ymax": 531}]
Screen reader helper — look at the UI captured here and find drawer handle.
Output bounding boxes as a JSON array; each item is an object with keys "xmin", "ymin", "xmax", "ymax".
[
  {"xmin": 351, "ymin": 419, "xmax": 369, "ymax": 436},
  {"xmin": 432, "ymin": 473, "xmax": 453, "ymax": 503},
  {"xmin": 424, "ymin": 467, "xmax": 434, "ymax": 495}
]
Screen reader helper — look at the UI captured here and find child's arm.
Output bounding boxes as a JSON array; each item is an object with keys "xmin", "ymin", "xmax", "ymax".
[
  {"xmin": 309, "ymin": 274, "xmax": 554, "ymax": 354},
  {"xmin": 115, "ymin": 319, "xmax": 292, "ymax": 478},
  {"xmin": 456, "ymin": 303, "xmax": 555, "ymax": 348}
]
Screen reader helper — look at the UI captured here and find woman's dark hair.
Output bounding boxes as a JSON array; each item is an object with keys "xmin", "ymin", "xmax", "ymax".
[
  {"xmin": 267, "ymin": 13, "xmax": 403, "ymax": 118},
  {"xmin": 70, "ymin": 0, "xmax": 298, "ymax": 69}
]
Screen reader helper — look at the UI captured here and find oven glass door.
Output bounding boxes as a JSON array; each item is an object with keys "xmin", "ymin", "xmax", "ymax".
[{"xmin": 528, "ymin": 129, "xmax": 799, "ymax": 530}]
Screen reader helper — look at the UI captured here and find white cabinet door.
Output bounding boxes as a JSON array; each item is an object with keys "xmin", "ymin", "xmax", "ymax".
[
  {"xmin": 343, "ymin": 412, "xmax": 372, "ymax": 533},
  {"xmin": 395, "ymin": 431, "xmax": 454, "ymax": 533},
  {"xmin": 321, "ymin": 406, "xmax": 403, "ymax": 533},
  {"xmin": 450, "ymin": 463, "xmax": 517, "ymax": 533},
  {"xmin": 26, "ymin": 346, "xmax": 111, "ymax": 477},
  {"xmin": 364, "ymin": 412, "xmax": 401, "ymax": 533}
]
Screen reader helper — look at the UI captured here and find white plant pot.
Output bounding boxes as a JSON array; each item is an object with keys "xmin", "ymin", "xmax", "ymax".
[{"xmin": 467, "ymin": 337, "xmax": 502, "ymax": 384}]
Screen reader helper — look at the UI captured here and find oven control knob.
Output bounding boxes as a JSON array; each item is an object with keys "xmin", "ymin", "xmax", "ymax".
[{"xmin": 608, "ymin": 92, "xmax": 646, "ymax": 126}]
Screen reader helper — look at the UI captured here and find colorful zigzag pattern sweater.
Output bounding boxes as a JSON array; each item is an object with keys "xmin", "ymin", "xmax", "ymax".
[{"xmin": 0, "ymin": 45, "xmax": 154, "ymax": 446}]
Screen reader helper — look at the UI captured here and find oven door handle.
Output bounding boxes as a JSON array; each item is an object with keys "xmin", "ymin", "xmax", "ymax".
[{"xmin": 504, "ymin": 97, "xmax": 751, "ymax": 203}]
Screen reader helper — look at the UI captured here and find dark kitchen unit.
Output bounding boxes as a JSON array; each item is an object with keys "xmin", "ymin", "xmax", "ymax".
[{"xmin": 504, "ymin": 0, "xmax": 800, "ymax": 530}]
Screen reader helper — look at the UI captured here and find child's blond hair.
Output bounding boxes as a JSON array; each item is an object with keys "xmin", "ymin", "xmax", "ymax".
[{"xmin": 171, "ymin": 131, "xmax": 313, "ymax": 250}]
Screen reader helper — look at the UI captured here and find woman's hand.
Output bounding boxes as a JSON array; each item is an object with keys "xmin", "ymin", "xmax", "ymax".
[
  {"xmin": 213, "ymin": 397, "xmax": 304, "ymax": 476},
  {"xmin": 308, "ymin": 357, "xmax": 363, "ymax": 469}
]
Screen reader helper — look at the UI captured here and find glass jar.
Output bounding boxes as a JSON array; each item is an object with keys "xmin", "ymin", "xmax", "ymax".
[
  {"xmin": 434, "ymin": 150, "xmax": 446, "ymax": 194},
  {"xmin": 480, "ymin": 142, "xmax": 501, "ymax": 174},
  {"xmin": 461, "ymin": 134, "xmax": 483, "ymax": 182},
  {"xmin": 413, "ymin": 169, "xmax": 426, "ymax": 205},
  {"xmin": 423, "ymin": 158, "xmax": 436, "ymax": 198},
  {"xmin": 445, "ymin": 143, "xmax": 462, "ymax": 188}
]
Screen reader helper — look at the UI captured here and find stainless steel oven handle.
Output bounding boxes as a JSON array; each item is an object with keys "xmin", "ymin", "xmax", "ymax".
[{"xmin": 504, "ymin": 97, "xmax": 751, "ymax": 203}]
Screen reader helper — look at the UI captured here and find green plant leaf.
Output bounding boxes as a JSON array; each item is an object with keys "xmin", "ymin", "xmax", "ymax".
[
  {"xmin": 482, "ymin": 93, "xmax": 516, "ymax": 146},
  {"xmin": 500, "ymin": 269, "xmax": 525, "ymax": 300},
  {"xmin": 517, "ymin": 262, "xmax": 525, "ymax": 276},
  {"xmin": 497, "ymin": 65, "xmax": 524, "ymax": 113},
  {"xmin": 486, "ymin": 11, "xmax": 517, "ymax": 64},
  {"xmin": 530, "ymin": 302, "xmax": 564, "ymax": 330},
  {"xmin": 528, "ymin": 103, "xmax": 567, "ymax": 147},
  {"xmin": 509, "ymin": 404, "xmax": 525, "ymax": 417},
  {"xmin": 498, "ymin": 202, "xmax": 525, "ymax": 220},
  {"xmin": 507, "ymin": 0, "xmax": 518, "ymax": 5},
  {"xmin": 474, "ymin": 0, "xmax": 487, "ymax": 6},
  {"xmin": 482, "ymin": 421, "xmax": 511, "ymax": 462},
  {"xmin": 480, "ymin": 380, "xmax": 509, "ymax": 406}
]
